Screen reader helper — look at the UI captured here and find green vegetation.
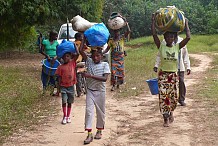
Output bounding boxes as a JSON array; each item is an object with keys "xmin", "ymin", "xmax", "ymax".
[
  {"xmin": 114, "ymin": 34, "xmax": 218, "ymax": 98},
  {"xmin": 0, "ymin": 34, "xmax": 217, "ymax": 144},
  {"xmin": 197, "ymin": 54, "xmax": 218, "ymax": 101},
  {"xmin": 1, "ymin": 0, "xmax": 218, "ymax": 53},
  {"xmin": 0, "ymin": 0, "xmax": 104, "ymax": 53},
  {"xmin": 0, "ymin": 65, "xmax": 58, "ymax": 144}
]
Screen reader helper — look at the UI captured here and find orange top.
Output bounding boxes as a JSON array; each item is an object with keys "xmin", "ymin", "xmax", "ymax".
[{"xmin": 74, "ymin": 40, "xmax": 91, "ymax": 62}]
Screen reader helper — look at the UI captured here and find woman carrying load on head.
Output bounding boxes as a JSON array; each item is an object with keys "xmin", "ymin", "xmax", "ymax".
[
  {"xmin": 40, "ymin": 30, "xmax": 60, "ymax": 96},
  {"xmin": 151, "ymin": 13, "xmax": 191, "ymax": 127},
  {"xmin": 103, "ymin": 13, "xmax": 131, "ymax": 91}
]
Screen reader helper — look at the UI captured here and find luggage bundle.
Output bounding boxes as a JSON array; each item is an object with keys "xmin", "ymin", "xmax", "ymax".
[
  {"xmin": 71, "ymin": 15, "xmax": 110, "ymax": 48},
  {"xmin": 71, "ymin": 15, "xmax": 94, "ymax": 32},
  {"xmin": 84, "ymin": 23, "xmax": 110, "ymax": 47},
  {"xmin": 154, "ymin": 6, "xmax": 185, "ymax": 33},
  {"xmin": 56, "ymin": 39, "xmax": 76, "ymax": 58},
  {"xmin": 107, "ymin": 12, "xmax": 126, "ymax": 30}
]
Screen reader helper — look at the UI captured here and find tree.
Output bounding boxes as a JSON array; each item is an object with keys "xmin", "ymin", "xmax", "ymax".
[{"xmin": 0, "ymin": 0, "xmax": 105, "ymax": 53}]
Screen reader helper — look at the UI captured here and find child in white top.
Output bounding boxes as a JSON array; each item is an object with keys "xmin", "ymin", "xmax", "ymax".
[{"xmin": 79, "ymin": 36, "xmax": 111, "ymax": 144}]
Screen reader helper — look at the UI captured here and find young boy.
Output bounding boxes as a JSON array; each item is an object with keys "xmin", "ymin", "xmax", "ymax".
[
  {"xmin": 79, "ymin": 36, "xmax": 111, "ymax": 144},
  {"xmin": 55, "ymin": 52, "xmax": 78, "ymax": 124}
]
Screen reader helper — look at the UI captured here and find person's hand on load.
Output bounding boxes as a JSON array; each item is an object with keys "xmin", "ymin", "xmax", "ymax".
[{"xmin": 47, "ymin": 56, "xmax": 51, "ymax": 61}]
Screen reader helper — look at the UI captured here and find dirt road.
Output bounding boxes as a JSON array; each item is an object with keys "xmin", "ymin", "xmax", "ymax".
[{"xmin": 3, "ymin": 53, "xmax": 217, "ymax": 146}]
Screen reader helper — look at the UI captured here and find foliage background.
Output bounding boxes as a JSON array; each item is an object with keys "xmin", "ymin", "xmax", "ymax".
[{"xmin": 0, "ymin": 0, "xmax": 218, "ymax": 52}]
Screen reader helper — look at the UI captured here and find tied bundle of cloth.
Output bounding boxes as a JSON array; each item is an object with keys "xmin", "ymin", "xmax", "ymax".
[
  {"xmin": 71, "ymin": 15, "xmax": 96, "ymax": 32},
  {"xmin": 154, "ymin": 6, "xmax": 185, "ymax": 33},
  {"xmin": 107, "ymin": 12, "xmax": 126, "ymax": 30}
]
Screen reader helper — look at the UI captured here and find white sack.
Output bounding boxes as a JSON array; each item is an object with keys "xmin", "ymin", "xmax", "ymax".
[
  {"xmin": 107, "ymin": 16, "xmax": 126, "ymax": 30},
  {"xmin": 71, "ymin": 15, "xmax": 92, "ymax": 32}
]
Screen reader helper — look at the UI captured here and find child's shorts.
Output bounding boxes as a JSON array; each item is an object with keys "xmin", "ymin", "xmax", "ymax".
[{"xmin": 60, "ymin": 86, "xmax": 75, "ymax": 104}]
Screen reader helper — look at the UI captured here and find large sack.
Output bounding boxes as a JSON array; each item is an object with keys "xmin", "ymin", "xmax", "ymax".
[
  {"xmin": 84, "ymin": 23, "xmax": 110, "ymax": 47},
  {"xmin": 155, "ymin": 6, "xmax": 185, "ymax": 33},
  {"xmin": 71, "ymin": 15, "xmax": 92, "ymax": 32},
  {"xmin": 56, "ymin": 39, "xmax": 76, "ymax": 58},
  {"xmin": 107, "ymin": 12, "xmax": 126, "ymax": 30}
]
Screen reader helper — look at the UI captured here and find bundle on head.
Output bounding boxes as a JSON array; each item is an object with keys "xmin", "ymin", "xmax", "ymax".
[
  {"xmin": 107, "ymin": 12, "xmax": 126, "ymax": 30},
  {"xmin": 84, "ymin": 23, "xmax": 110, "ymax": 48},
  {"xmin": 56, "ymin": 39, "xmax": 76, "ymax": 58},
  {"xmin": 71, "ymin": 15, "xmax": 93, "ymax": 32},
  {"xmin": 154, "ymin": 6, "xmax": 185, "ymax": 34}
]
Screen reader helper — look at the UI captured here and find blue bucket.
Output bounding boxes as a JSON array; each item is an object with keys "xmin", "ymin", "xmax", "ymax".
[
  {"xmin": 42, "ymin": 59, "xmax": 61, "ymax": 76},
  {"xmin": 146, "ymin": 78, "xmax": 159, "ymax": 95}
]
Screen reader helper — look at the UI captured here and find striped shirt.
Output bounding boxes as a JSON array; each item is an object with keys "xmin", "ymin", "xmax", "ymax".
[{"xmin": 86, "ymin": 57, "xmax": 111, "ymax": 91}]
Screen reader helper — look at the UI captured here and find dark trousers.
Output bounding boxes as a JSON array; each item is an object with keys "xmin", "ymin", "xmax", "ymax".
[{"xmin": 178, "ymin": 71, "xmax": 186, "ymax": 102}]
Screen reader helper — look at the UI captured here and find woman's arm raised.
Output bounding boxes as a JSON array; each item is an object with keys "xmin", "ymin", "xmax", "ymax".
[
  {"xmin": 179, "ymin": 19, "xmax": 191, "ymax": 49},
  {"xmin": 151, "ymin": 13, "xmax": 160, "ymax": 49}
]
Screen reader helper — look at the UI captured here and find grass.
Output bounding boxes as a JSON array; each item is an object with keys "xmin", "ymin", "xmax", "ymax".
[
  {"xmin": 196, "ymin": 54, "xmax": 218, "ymax": 101},
  {"xmin": 114, "ymin": 34, "xmax": 218, "ymax": 98},
  {"xmin": 0, "ymin": 65, "xmax": 59, "ymax": 144},
  {"xmin": 116, "ymin": 34, "xmax": 218, "ymax": 142},
  {"xmin": 0, "ymin": 34, "xmax": 218, "ymax": 144}
]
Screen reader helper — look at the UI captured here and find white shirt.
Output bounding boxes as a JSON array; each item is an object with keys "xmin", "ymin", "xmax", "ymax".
[{"xmin": 154, "ymin": 36, "xmax": 191, "ymax": 72}]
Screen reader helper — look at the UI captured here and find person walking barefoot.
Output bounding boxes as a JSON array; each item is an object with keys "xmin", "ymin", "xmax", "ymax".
[{"xmin": 151, "ymin": 13, "xmax": 191, "ymax": 127}]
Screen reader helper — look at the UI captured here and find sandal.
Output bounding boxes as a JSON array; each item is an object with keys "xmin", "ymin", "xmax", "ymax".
[
  {"xmin": 84, "ymin": 134, "xmax": 93, "ymax": 144},
  {"xmin": 94, "ymin": 130, "xmax": 102, "ymax": 139}
]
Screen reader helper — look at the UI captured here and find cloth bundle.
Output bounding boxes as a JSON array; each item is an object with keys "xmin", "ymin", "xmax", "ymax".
[
  {"xmin": 56, "ymin": 39, "xmax": 76, "ymax": 58},
  {"xmin": 107, "ymin": 12, "xmax": 126, "ymax": 30},
  {"xmin": 84, "ymin": 23, "xmax": 110, "ymax": 47},
  {"xmin": 71, "ymin": 15, "xmax": 93, "ymax": 32},
  {"xmin": 155, "ymin": 6, "xmax": 185, "ymax": 33}
]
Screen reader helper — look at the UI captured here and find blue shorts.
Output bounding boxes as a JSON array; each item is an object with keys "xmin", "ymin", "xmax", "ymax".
[{"xmin": 60, "ymin": 86, "xmax": 75, "ymax": 104}]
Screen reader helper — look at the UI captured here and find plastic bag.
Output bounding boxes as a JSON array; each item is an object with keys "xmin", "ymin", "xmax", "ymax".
[
  {"xmin": 56, "ymin": 39, "xmax": 76, "ymax": 58},
  {"xmin": 155, "ymin": 6, "xmax": 185, "ymax": 33},
  {"xmin": 84, "ymin": 23, "xmax": 110, "ymax": 47}
]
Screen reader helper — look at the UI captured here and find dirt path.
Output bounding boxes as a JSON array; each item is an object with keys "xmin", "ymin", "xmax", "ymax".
[{"xmin": 2, "ymin": 53, "xmax": 217, "ymax": 146}]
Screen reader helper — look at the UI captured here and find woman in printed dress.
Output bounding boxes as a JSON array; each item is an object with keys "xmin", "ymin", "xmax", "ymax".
[
  {"xmin": 151, "ymin": 14, "xmax": 191, "ymax": 127},
  {"xmin": 103, "ymin": 20, "xmax": 131, "ymax": 91}
]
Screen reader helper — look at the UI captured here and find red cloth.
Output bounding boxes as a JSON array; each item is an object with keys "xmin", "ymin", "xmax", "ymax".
[{"xmin": 55, "ymin": 60, "xmax": 77, "ymax": 87}]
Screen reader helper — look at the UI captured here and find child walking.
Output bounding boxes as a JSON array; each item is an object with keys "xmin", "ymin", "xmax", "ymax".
[
  {"xmin": 55, "ymin": 51, "xmax": 78, "ymax": 124},
  {"xmin": 151, "ymin": 13, "xmax": 191, "ymax": 127},
  {"xmin": 79, "ymin": 37, "xmax": 111, "ymax": 144}
]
